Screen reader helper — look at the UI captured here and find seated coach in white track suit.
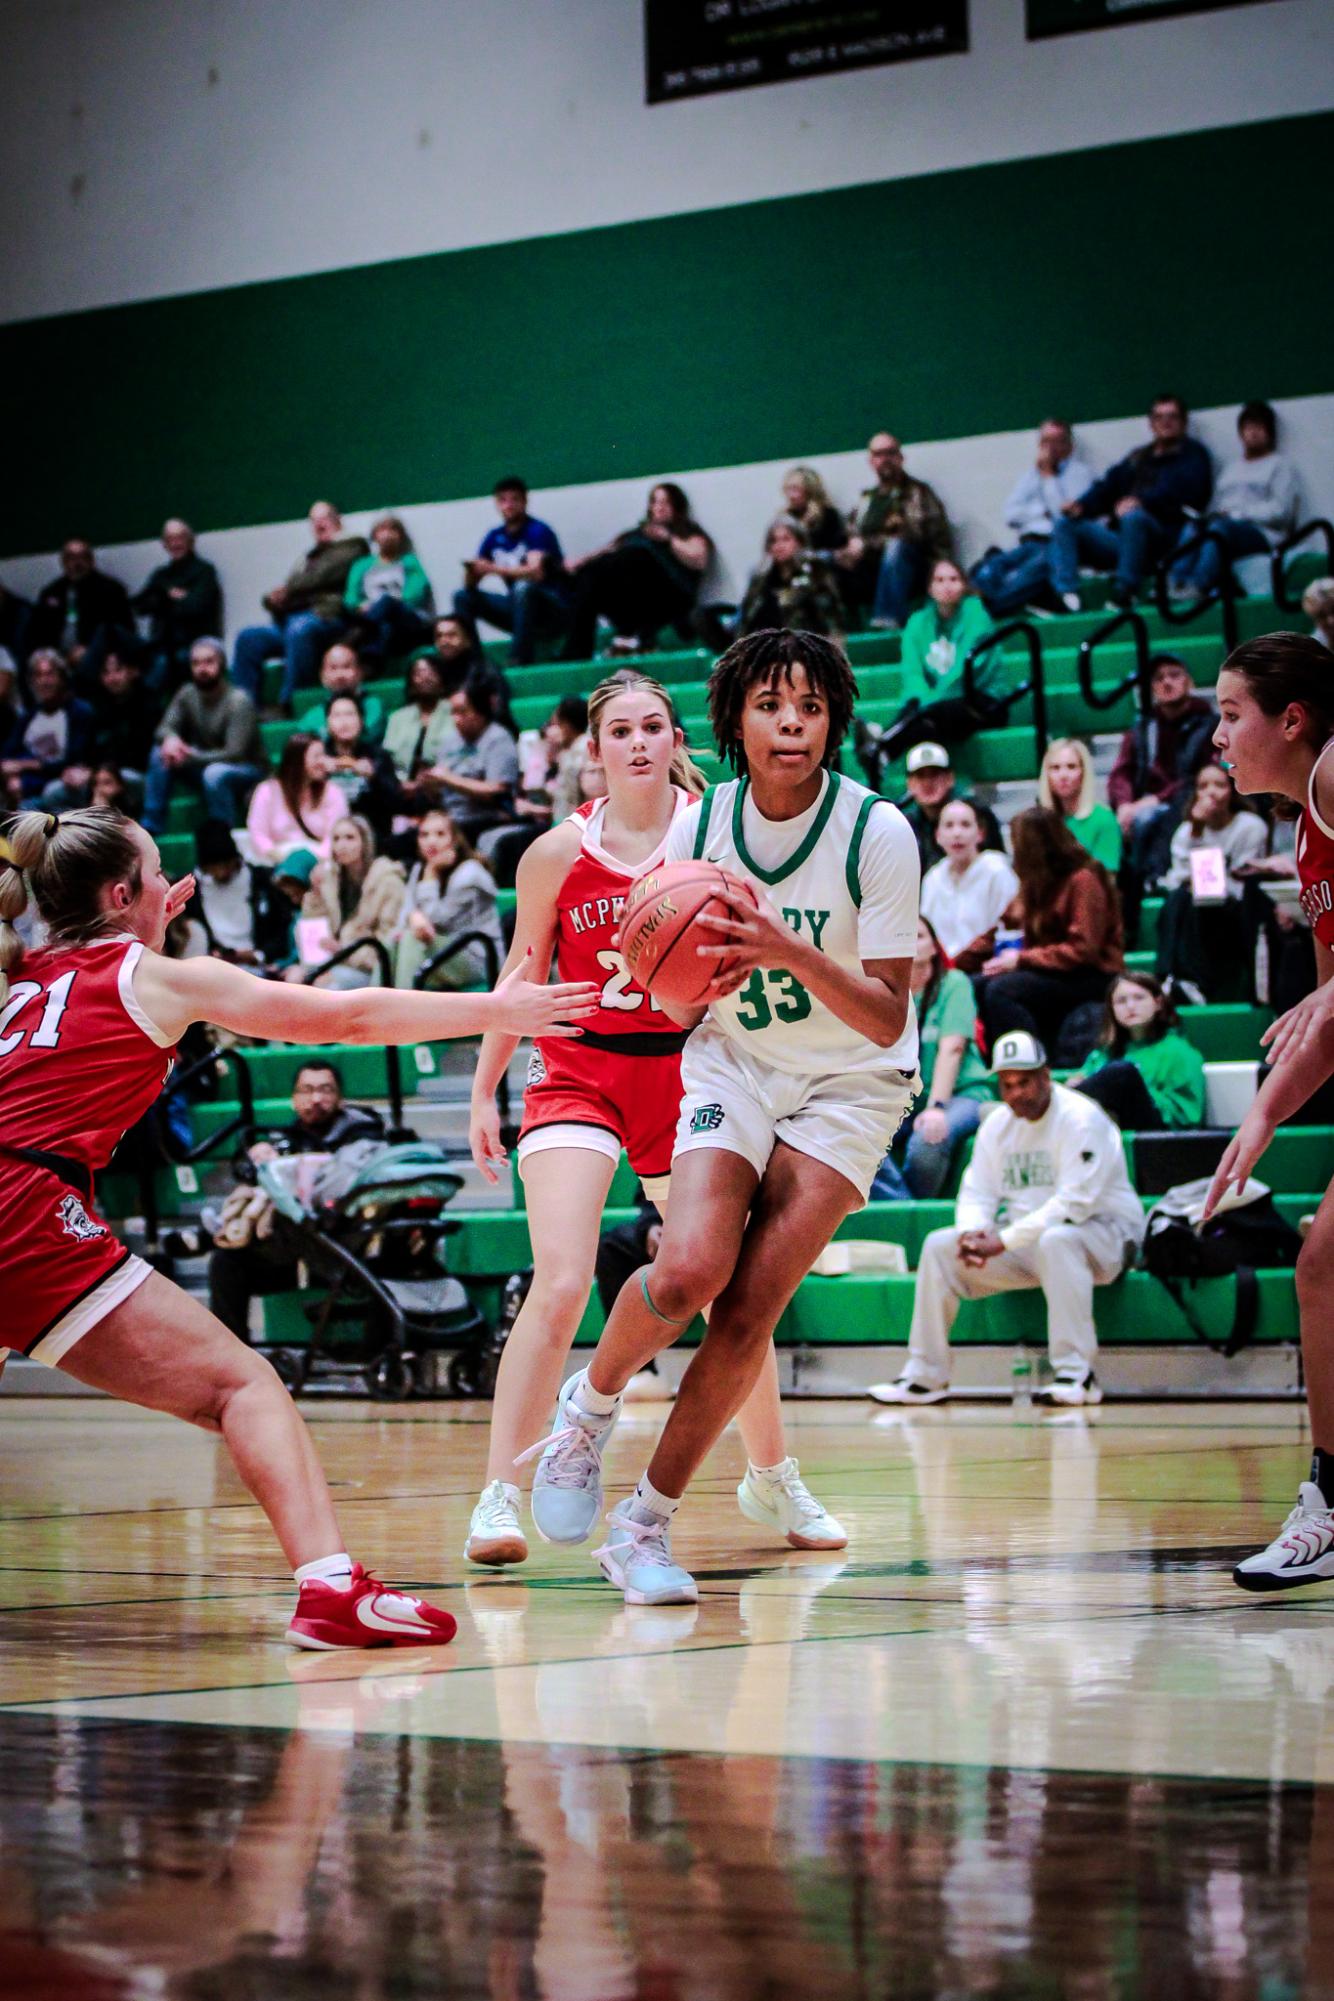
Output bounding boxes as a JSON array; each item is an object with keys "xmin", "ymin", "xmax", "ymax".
[{"xmin": 876, "ymin": 1030, "xmax": 1145, "ymax": 1408}]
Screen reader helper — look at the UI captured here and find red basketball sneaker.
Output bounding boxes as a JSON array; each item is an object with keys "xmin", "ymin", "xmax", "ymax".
[{"xmin": 286, "ymin": 1564, "xmax": 459, "ymax": 1650}]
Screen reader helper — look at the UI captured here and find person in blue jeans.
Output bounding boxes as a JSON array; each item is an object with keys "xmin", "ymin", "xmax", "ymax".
[
  {"xmin": 970, "ymin": 420, "xmax": 1094, "ymax": 618},
  {"xmin": 142, "ymin": 640, "xmax": 266, "ymax": 834},
  {"xmin": 230, "ymin": 501, "xmax": 369, "ymax": 709},
  {"xmin": 1169, "ymin": 400, "xmax": 1300, "ymax": 601},
  {"xmin": 1047, "ymin": 394, "xmax": 1213, "ymax": 611},
  {"xmin": 872, "ymin": 916, "xmax": 992, "ymax": 1199},
  {"xmin": 452, "ymin": 476, "xmax": 568, "ymax": 665}
]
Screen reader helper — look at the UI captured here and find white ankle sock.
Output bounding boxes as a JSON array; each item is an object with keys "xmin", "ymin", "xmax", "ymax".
[
  {"xmin": 750, "ymin": 1457, "xmax": 794, "ymax": 1480},
  {"xmin": 488, "ymin": 1481, "xmax": 520, "ymax": 1506},
  {"xmin": 571, "ymin": 1370, "xmax": 621, "ymax": 1418},
  {"xmin": 629, "ymin": 1474, "xmax": 680, "ymax": 1524},
  {"xmin": 295, "ymin": 1552, "xmax": 354, "ymax": 1591}
]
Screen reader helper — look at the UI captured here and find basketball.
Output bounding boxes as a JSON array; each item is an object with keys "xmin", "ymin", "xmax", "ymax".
[{"xmin": 619, "ymin": 861, "xmax": 756, "ymax": 1008}]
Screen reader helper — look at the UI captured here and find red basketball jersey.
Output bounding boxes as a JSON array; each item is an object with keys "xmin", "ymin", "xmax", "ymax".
[
  {"xmin": 552, "ymin": 789, "xmax": 692, "ymax": 1040},
  {"xmin": 0, "ymin": 937, "xmax": 177, "ymax": 1174},
  {"xmin": 1296, "ymin": 743, "xmax": 1334, "ymax": 951}
]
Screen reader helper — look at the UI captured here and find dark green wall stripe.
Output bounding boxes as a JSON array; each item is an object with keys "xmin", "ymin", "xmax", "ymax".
[{"xmin": 4, "ymin": 110, "xmax": 1331, "ymax": 558}]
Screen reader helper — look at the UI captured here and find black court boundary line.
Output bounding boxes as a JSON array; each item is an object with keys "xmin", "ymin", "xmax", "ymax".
[{"xmin": 3, "ymin": 1595, "xmax": 1330, "ymax": 1717}]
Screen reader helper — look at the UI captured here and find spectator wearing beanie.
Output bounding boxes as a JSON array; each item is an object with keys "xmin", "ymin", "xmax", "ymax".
[{"xmin": 979, "ymin": 806, "xmax": 1123, "ymax": 1057}]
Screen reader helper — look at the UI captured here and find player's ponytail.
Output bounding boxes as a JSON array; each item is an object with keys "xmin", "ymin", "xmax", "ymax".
[
  {"xmin": 586, "ymin": 669, "xmax": 708, "ymax": 800},
  {"xmin": 0, "ymin": 807, "xmax": 145, "ymax": 1003}
]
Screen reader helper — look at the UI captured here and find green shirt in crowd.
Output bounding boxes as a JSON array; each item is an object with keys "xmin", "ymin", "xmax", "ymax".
[
  {"xmin": 296, "ymin": 688, "xmax": 387, "ymax": 746},
  {"xmin": 919, "ymin": 968, "xmax": 994, "ymax": 1105},
  {"xmin": 898, "ymin": 595, "xmax": 998, "ymax": 708},
  {"xmin": 1079, "ymin": 1029, "xmax": 1205, "ymax": 1128},
  {"xmin": 1063, "ymin": 803, "xmax": 1123, "ymax": 872}
]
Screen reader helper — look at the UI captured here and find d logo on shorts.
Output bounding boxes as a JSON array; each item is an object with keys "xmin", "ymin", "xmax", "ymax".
[
  {"xmin": 57, "ymin": 1193, "xmax": 105, "ymax": 1243},
  {"xmin": 690, "ymin": 1103, "xmax": 725, "ymax": 1134}
]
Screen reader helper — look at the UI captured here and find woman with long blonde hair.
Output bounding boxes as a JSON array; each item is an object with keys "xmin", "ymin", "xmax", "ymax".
[
  {"xmin": 1037, "ymin": 737, "xmax": 1122, "ymax": 871},
  {"xmin": 466, "ymin": 669, "xmax": 846, "ymax": 1566}
]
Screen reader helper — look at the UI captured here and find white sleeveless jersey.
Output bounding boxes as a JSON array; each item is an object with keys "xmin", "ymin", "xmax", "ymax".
[{"xmin": 664, "ymin": 769, "xmax": 921, "ymax": 1080}]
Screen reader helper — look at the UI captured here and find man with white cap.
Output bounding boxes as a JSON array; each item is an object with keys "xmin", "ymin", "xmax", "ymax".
[
  {"xmin": 891, "ymin": 740, "xmax": 1003, "ymax": 872},
  {"xmin": 872, "ymin": 1029, "xmax": 1145, "ymax": 1407}
]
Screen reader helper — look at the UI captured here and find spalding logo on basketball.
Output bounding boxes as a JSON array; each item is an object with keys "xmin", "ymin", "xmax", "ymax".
[{"xmin": 619, "ymin": 860, "xmax": 756, "ymax": 1008}]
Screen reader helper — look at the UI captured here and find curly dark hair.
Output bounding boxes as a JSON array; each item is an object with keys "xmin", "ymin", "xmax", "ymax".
[{"xmin": 706, "ymin": 628, "xmax": 859, "ymax": 778}]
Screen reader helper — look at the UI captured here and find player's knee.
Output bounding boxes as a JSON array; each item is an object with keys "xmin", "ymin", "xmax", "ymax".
[
  {"xmin": 526, "ymin": 1268, "xmax": 591, "ymax": 1340},
  {"xmin": 645, "ymin": 1243, "xmax": 721, "ymax": 1323},
  {"xmin": 1296, "ymin": 1236, "xmax": 1334, "ymax": 1309},
  {"xmin": 195, "ymin": 1343, "xmax": 280, "ymax": 1428},
  {"xmin": 1033, "ymin": 1225, "xmax": 1081, "ymax": 1267}
]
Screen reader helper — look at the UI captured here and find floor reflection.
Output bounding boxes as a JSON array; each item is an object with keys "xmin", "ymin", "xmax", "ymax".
[{"xmin": 2, "ymin": 1709, "xmax": 1331, "ymax": 2000}]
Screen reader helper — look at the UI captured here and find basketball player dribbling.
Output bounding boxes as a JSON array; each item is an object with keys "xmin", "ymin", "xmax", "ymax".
[
  {"xmin": 0, "ymin": 807, "xmax": 597, "ymax": 1647},
  {"xmin": 464, "ymin": 670, "xmax": 845, "ymax": 1566},
  {"xmin": 528, "ymin": 630, "xmax": 922, "ymax": 1605},
  {"xmin": 1206, "ymin": 631, "xmax": 1334, "ymax": 1588}
]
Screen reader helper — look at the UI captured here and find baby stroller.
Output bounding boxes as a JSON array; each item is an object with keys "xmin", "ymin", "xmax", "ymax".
[{"xmin": 255, "ymin": 1140, "xmax": 502, "ymax": 1400}]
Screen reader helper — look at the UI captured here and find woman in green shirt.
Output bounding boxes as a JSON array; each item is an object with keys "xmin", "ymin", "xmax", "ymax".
[
  {"xmin": 1039, "ymin": 737, "xmax": 1123, "ymax": 871},
  {"xmin": 863, "ymin": 559, "xmax": 1000, "ymax": 775},
  {"xmin": 1074, "ymin": 971, "xmax": 1206, "ymax": 1130},
  {"xmin": 870, "ymin": 917, "xmax": 994, "ymax": 1200},
  {"xmin": 344, "ymin": 514, "xmax": 437, "ymax": 661}
]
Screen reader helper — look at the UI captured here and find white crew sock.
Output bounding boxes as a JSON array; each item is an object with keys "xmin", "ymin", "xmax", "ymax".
[
  {"xmin": 628, "ymin": 1474, "xmax": 680, "ymax": 1525},
  {"xmin": 749, "ymin": 1457, "xmax": 795, "ymax": 1480},
  {"xmin": 295, "ymin": 1552, "xmax": 354, "ymax": 1591},
  {"xmin": 570, "ymin": 1368, "xmax": 621, "ymax": 1418}
]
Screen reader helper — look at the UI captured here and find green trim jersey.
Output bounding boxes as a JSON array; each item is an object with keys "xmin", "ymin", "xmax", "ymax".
[{"xmin": 664, "ymin": 769, "xmax": 921, "ymax": 1079}]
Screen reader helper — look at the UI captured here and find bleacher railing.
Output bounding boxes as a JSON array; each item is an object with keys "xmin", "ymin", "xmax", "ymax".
[
  {"xmin": 1076, "ymin": 608, "xmax": 1151, "ymax": 722},
  {"xmin": 1271, "ymin": 518, "xmax": 1334, "ymax": 613},
  {"xmin": 413, "ymin": 928, "xmax": 510, "ymax": 1125},
  {"xmin": 963, "ymin": 619, "xmax": 1048, "ymax": 764},
  {"xmin": 1151, "ymin": 523, "xmax": 1239, "ymax": 652},
  {"xmin": 300, "ymin": 936, "xmax": 409, "ymax": 1137}
]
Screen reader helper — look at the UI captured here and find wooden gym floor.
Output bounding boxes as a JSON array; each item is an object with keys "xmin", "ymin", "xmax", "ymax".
[{"xmin": 2, "ymin": 1393, "xmax": 1332, "ymax": 1998}]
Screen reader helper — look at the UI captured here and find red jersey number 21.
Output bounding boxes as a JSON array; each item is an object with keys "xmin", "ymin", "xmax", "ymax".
[{"xmin": 0, "ymin": 970, "xmax": 77, "ymax": 1057}]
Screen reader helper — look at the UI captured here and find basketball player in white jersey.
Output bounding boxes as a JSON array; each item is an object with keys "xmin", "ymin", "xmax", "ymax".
[{"xmin": 528, "ymin": 629, "xmax": 921, "ymax": 1603}]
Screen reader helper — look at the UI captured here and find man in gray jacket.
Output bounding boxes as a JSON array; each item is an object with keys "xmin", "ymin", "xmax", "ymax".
[
  {"xmin": 873, "ymin": 1031, "xmax": 1145, "ymax": 1408},
  {"xmin": 142, "ymin": 638, "xmax": 266, "ymax": 833}
]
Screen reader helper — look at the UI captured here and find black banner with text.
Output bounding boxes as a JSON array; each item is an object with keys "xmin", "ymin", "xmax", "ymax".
[
  {"xmin": 646, "ymin": 0, "xmax": 967, "ymax": 104},
  {"xmin": 1027, "ymin": 0, "xmax": 1284, "ymax": 40}
]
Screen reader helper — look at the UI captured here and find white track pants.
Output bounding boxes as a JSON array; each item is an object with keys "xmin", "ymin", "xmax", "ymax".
[{"xmin": 904, "ymin": 1220, "xmax": 1135, "ymax": 1387}]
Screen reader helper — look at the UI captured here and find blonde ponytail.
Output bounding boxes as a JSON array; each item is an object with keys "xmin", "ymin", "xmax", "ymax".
[
  {"xmin": 0, "ymin": 810, "xmax": 59, "ymax": 1005},
  {"xmin": 0, "ymin": 807, "xmax": 145, "ymax": 1005},
  {"xmin": 587, "ymin": 669, "xmax": 708, "ymax": 800}
]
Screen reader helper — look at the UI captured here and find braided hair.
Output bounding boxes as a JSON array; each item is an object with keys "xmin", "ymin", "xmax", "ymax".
[{"xmin": 706, "ymin": 628, "xmax": 859, "ymax": 779}]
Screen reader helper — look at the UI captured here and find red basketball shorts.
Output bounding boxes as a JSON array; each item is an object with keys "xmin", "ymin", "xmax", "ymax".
[
  {"xmin": 0, "ymin": 1160, "xmax": 151, "ymax": 1367},
  {"xmin": 517, "ymin": 1037, "xmax": 684, "ymax": 1191}
]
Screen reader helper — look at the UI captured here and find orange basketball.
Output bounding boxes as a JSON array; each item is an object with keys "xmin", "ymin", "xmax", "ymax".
[{"xmin": 619, "ymin": 861, "xmax": 757, "ymax": 1008}]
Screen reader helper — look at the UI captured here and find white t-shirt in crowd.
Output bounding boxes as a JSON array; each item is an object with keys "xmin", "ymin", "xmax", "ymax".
[{"xmin": 920, "ymin": 850, "xmax": 1019, "ymax": 958}]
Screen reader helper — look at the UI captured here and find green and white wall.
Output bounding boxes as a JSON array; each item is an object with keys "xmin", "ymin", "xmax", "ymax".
[{"xmin": 2, "ymin": 0, "xmax": 1332, "ymax": 624}]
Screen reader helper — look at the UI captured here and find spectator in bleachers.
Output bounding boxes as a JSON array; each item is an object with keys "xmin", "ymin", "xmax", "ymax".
[
  {"xmin": 738, "ymin": 517, "xmax": 843, "ymax": 640},
  {"xmin": 245, "ymin": 731, "xmax": 344, "ymax": 865},
  {"xmin": 980, "ymin": 806, "xmax": 1124, "ymax": 1058},
  {"xmin": 2, "ymin": 651, "xmax": 96, "ymax": 806},
  {"xmin": 420, "ymin": 614, "xmax": 517, "ymax": 731},
  {"xmin": 88, "ymin": 762, "xmax": 135, "ymax": 814},
  {"xmin": 40, "ymin": 650, "xmax": 159, "ymax": 810},
  {"xmin": 142, "ymin": 638, "xmax": 265, "ymax": 834},
  {"xmin": 1170, "ymin": 401, "xmax": 1299, "ymax": 602},
  {"xmin": 0, "ymin": 655, "xmax": 21, "ymax": 751},
  {"xmin": 855, "ymin": 559, "xmax": 1001, "ymax": 773},
  {"xmin": 780, "ymin": 466, "xmax": 848, "ymax": 560},
  {"xmin": 890, "ymin": 741, "xmax": 1004, "ymax": 872},
  {"xmin": 230, "ymin": 500, "xmax": 369, "ymax": 709},
  {"xmin": 872, "ymin": 1030, "xmax": 1144, "ymax": 1408},
  {"xmin": 297, "ymin": 815, "xmax": 406, "ymax": 986},
  {"xmin": 383, "ymin": 657, "xmax": 458, "ymax": 785},
  {"xmin": 1047, "ymin": 394, "xmax": 1213, "ymax": 611},
  {"xmin": 971, "ymin": 419, "xmax": 1095, "ymax": 618},
  {"xmin": 1153, "ymin": 762, "xmax": 1269, "ymax": 1002},
  {"xmin": 193, "ymin": 820, "xmax": 267, "ymax": 966},
  {"xmin": 322, "ymin": 693, "xmax": 398, "ymax": 825},
  {"xmin": 514, "ymin": 696, "xmax": 589, "ymax": 841},
  {"xmin": 131, "ymin": 518, "xmax": 223, "ymax": 689},
  {"xmin": 419, "ymin": 678, "xmax": 522, "ymax": 852},
  {"xmin": 453, "ymin": 478, "xmax": 569, "ymax": 667},
  {"xmin": 561, "ymin": 482, "xmax": 712, "ymax": 660},
  {"xmin": 1107, "ymin": 652, "xmax": 1218, "ymax": 888},
  {"xmin": 27, "ymin": 538, "xmax": 134, "ymax": 683},
  {"xmin": 393, "ymin": 809, "xmax": 503, "ymax": 990},
  {"xmin": 836, "ymin": 431, "xmax": 952, "ymax": 630},
  {"xmin": 1038, "ymin": 738, "xmax": 1123, "ymax": 871},
  {"xmin": 342, "ymin": 514, "xmax": 436, "ymax": 661},
  {"xmin": 0, "ymin": 580, "xmax": 32, "ymax": 668},
  {"xmin": 919, "ymin": 798, "xmax": 1019, "ymax": 972},
  {"xmin": 1073, "ymin": 972, "xmax": 1206, "ymax": 1131},
  {"xmin": 870, "ymin": 916, "xmax": 993, "ymax": 1200},
  {"xmin": 208, "ymin": 1060, "xmax": 384, "ymax": 1340},
  {"xmin": 1303, "ymin": 578, "xmax": 1334, "ymax": 652},
  {"xmin": 294, "ymin": 641, "xmax": 386, "ymax": 745}
]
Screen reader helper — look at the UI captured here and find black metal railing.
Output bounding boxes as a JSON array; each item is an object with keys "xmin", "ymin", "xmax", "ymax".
[
  {"xmin": 300, "ymin": 936, "xmax": 408, "ymax": 1135},
  {"xmin": 1271, "ymin": 518, "xmax": 1334, "ymax": 613},
  {"xmin": 963, "ymin": 618, "xmax": 1048, "ymax": 764},
  {"xmin": 1077, "ymin": 608, "xmax": 1152, "ymax": 721},
  {"xmin": 1152, "ymin": 523, "xmax": 1239, "ymax": 652},
  {"xmin": 161, "ymin": 1044, "xmax": 257, "ymax": 1164},
  {"xmin": 415, "ymin": 928, "xmax": 509, "ymax": 1124}
]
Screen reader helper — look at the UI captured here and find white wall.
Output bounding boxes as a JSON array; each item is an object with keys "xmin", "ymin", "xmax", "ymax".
[
  {"xmin": 5, "ymin": 392, "xmax": 1329, "ymax": 644},
  {"xmin": 2, "ymin": 0, "xmax": 1332, "ymax": 321}
]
